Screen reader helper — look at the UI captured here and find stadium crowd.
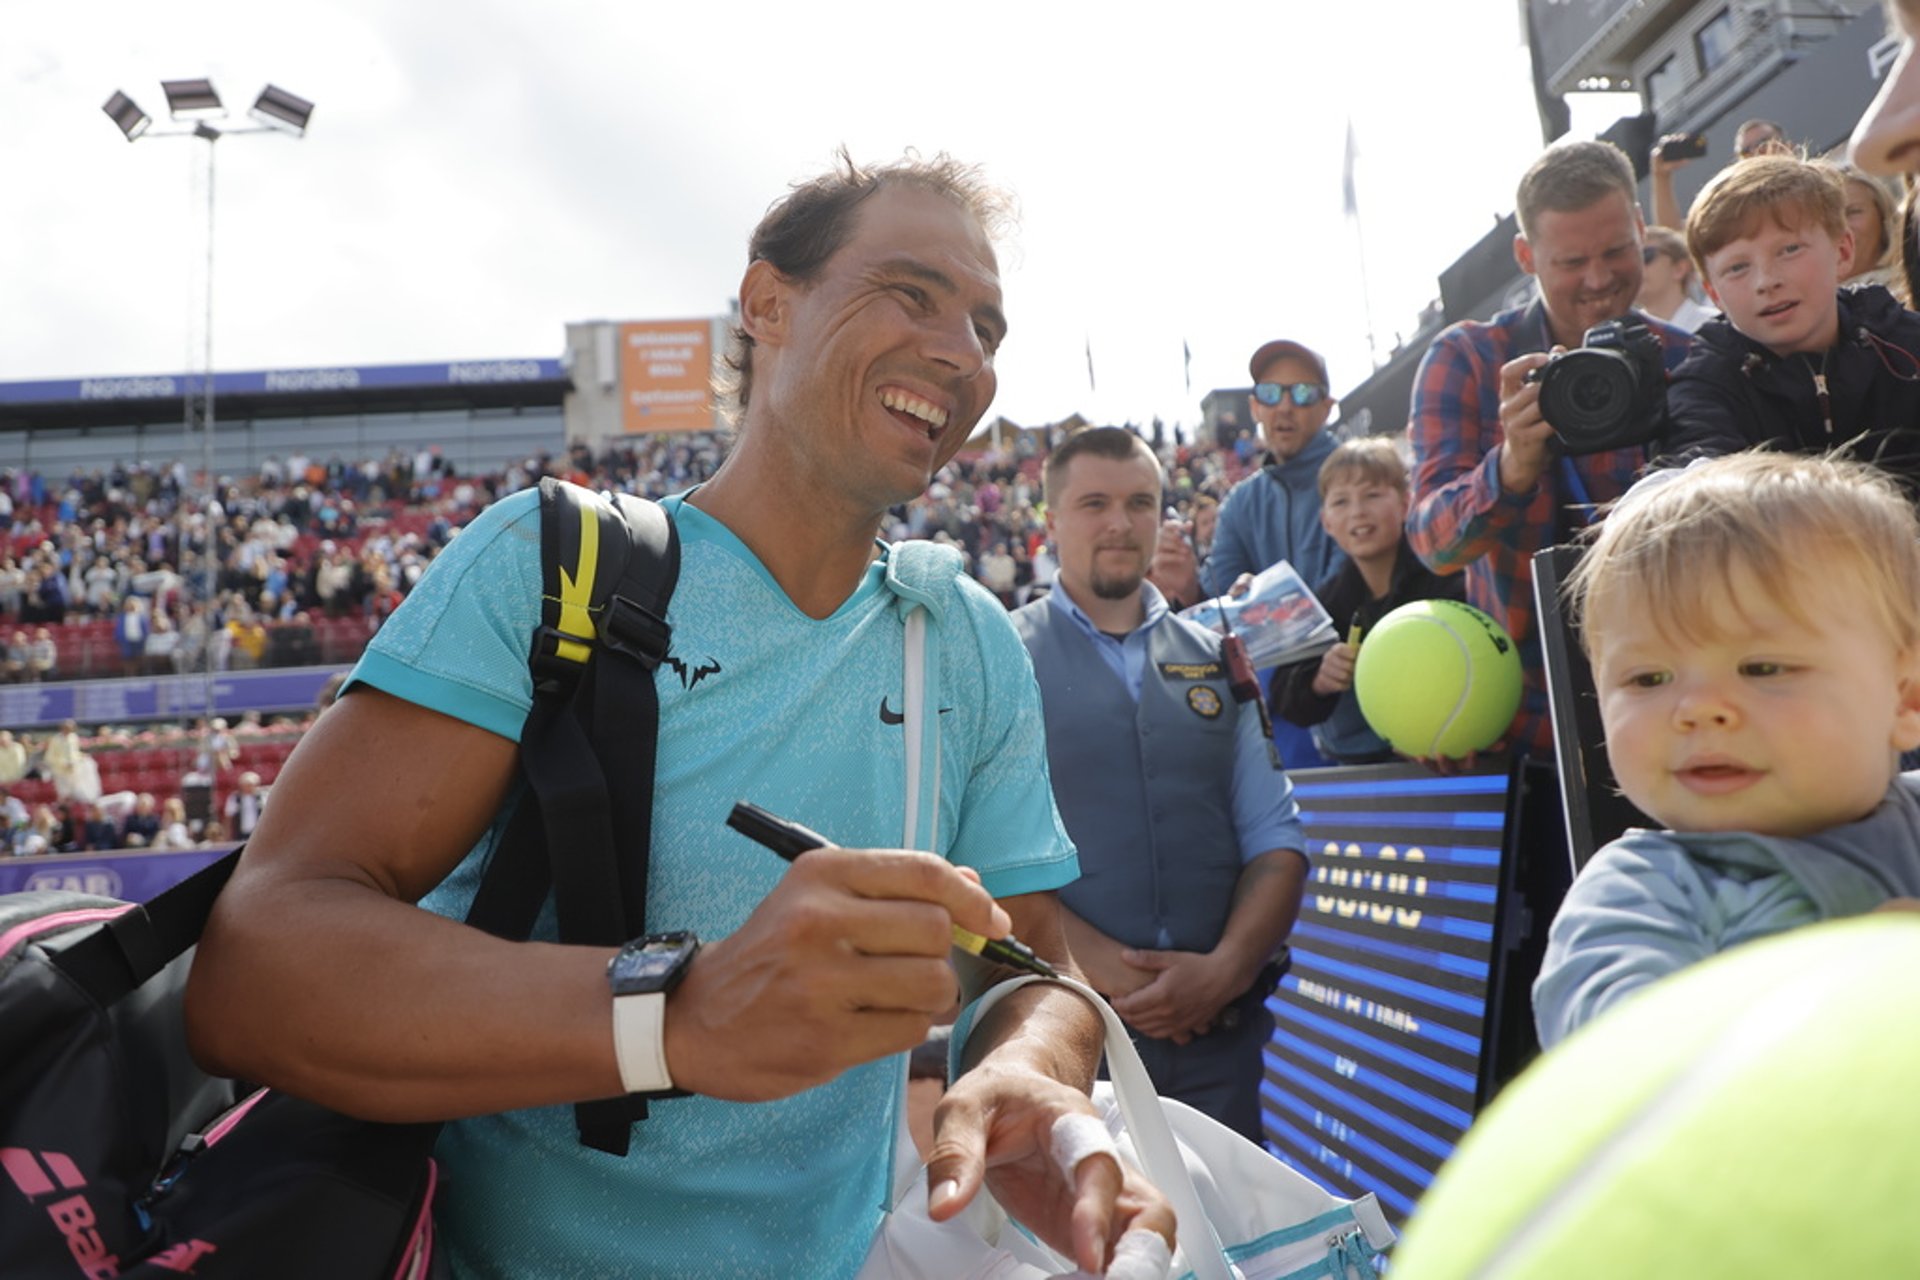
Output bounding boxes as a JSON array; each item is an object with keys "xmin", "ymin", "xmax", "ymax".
[{"xmin": 1, "ymin": 422, "xmax": 1258, "ymax": 855}]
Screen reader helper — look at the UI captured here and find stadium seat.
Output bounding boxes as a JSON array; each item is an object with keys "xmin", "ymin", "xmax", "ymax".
[{"xmin": 1531, "ymin": 545, "xmax": 1655, "ymax": 873}]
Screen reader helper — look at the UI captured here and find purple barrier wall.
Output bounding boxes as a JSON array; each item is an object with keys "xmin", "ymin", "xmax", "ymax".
[{"xmin": 0, "ymin": 845, "xmax": 231, "ymax": 901}]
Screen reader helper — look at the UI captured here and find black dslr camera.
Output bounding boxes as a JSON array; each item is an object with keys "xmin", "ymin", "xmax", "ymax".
[{"xmin": 1529, "ymin": 317, "xmax": 1667, "ymax": 456}]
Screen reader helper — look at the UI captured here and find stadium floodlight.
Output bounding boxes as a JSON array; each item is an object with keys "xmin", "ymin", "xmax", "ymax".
[
  {"xmin": 102, "ymin": 76, "xmax": 313, "ymax": 751},
  {"xmin": 162, "ymin": 78, "xmax": 224, "ymax": 118},
  {"xmin": 250, "ymin": 84, "xmax": 315, "ymax": 135},
  {"xmin": 102, "ymin": 91, "xmax": 152, "ymax": 142}
]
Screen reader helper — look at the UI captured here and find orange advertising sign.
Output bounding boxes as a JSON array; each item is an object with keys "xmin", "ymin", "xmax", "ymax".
[{"xmin": 618, "ymin": 320, "xmax": 714, "ymax": 433}]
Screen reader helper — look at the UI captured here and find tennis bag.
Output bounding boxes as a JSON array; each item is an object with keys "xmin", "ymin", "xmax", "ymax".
[
  {"xmin": 0, "ymin": 480, "xmax": 680, "ymax": 1277},
  {"xmin": 0, "ymin": 868, "xmax": 444, "ymax": 1279}
]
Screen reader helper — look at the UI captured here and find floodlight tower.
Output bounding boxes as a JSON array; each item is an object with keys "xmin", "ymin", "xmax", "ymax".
[{"xmin": 103, "ymin": 80, "xmax": 314, "ymax": 798}]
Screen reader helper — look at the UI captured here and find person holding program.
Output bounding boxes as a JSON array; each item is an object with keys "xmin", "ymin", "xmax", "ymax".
[
  {"xmin": 1269, "ymin": 437, "xmax": 1463, "ymax": 764},
  {"xmin": 1152, "ymin": 339, "xmax": 1346, "ymax": 614},
  {"xmin": 1533, "ymin": 453, "xmax": 1920, "ymax": 1048},
  {"xmin": 1662, "ymin": 154, "xmax": 1920, "ymax": 498}
]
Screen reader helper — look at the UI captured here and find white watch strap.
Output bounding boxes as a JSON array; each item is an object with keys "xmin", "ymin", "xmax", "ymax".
[{"xmin": 610, "ymin": 992, "xmax": 673, "ymax": 1093}]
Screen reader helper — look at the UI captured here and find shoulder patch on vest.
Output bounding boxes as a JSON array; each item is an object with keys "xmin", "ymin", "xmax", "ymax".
[{"xmin": 1186, "ymin": 686, "xmax": 1224, "ymax": 719}]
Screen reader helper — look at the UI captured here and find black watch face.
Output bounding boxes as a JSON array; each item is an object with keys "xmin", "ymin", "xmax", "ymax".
[{"xmin": 610, "ymin": 932, "xmax": 697, "ymax": 994}]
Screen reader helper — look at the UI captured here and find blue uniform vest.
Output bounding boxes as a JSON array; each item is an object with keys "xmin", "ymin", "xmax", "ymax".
[{"xmin": 1013, "ymin": 602, "xmax": 1244, "ymax": 951}]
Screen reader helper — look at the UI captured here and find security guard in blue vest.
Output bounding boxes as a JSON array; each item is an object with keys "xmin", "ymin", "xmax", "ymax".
[{"xmin": 1012, "ymin": 427, "xmax": 1309, "ymax": 1142}]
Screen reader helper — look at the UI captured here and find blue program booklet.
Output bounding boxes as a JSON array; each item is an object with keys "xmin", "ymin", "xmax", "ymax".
[{"xmin": 1179, "ymin": 560, "xmax": 1338, "ymax": 669}]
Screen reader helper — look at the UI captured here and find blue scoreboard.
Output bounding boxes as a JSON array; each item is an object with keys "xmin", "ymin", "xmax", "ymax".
[{"xmin": 1263, "ymin": 764, "xmax": 1521, "ymax": 1230}]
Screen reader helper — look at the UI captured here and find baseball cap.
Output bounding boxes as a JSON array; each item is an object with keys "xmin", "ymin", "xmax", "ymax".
[{"xmin": 1248, "ymin": 339, "xmax": 1329, "ymax": 386}]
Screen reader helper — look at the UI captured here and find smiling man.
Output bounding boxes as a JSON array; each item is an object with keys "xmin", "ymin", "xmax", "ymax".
[
  {"xmin": 1012, "ymin": 426, "xmax": 1308, "ymax": 1142},
  {"xmin": 188, "ymin": 153, "xmax": 1172, "ymax": 1278},
  {"xmin": 1407, "ymin": 139, "xmax": 1693, "ymax": 757}
]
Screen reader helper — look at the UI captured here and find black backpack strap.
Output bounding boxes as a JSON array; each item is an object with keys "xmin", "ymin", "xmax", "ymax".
[
  {"xmin": 592, "ymin": 492, "xmax": 678, "ymax": 936},
  {"xmin": 466, "ymin": 478, "xmax": 681, "ymax": 1156},
  {"xmin": 50, "ymin": 847, "xmax": 243, "ymax": 1003},
  {"xmin": 466, "ymin": 479, "xmax": 639, "ymax": 941}
]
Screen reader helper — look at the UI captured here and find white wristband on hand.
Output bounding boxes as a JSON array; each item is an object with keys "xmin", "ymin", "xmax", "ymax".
[
  {"xmin": 1050, "ymin": 1111, "xmax": 1120, "ymax": 1180},
  {"xmin": 610, "ymin": 993, "xmax": 673, "ymax": 1094}
]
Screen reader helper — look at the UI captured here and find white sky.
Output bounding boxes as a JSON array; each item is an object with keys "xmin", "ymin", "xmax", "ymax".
[{"xmin": 3, "ymin": 0, "xmax": 1635, "ymax": 432}]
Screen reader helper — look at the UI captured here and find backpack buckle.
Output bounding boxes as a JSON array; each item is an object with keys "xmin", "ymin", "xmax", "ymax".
[
  {"xmin": 596, "ymin": 594, "xmax": 672, "ymax": 670},
  {"xmin": 529, "ymin": 624, "xmax": 592, "ymax": 692}
]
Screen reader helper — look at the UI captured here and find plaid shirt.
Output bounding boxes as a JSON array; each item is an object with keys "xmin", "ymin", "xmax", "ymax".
[{"xmin": 1407, "ymin": 300, "xmax": 1692, "ymax": 754}]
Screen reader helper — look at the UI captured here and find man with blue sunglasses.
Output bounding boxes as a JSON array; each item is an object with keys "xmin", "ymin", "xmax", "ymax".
[
  {"xmin": 1151, "ymin": 338, "xmax": 1346, "ymax": 770},
  {"xmin": 1195, "ymin": 339, "xmax": 1345, "ymax": 603}
]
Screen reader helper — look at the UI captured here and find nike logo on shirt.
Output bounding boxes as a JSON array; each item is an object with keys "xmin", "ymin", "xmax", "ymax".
[{"xmin": 879, "ymin": 697, "xmax": 954, "ymax": 725}]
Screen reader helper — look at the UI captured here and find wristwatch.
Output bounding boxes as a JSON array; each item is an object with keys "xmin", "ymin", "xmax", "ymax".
[{"xmin": 607, "ymin": 931, "xmax": 700, "ymax": 1094}]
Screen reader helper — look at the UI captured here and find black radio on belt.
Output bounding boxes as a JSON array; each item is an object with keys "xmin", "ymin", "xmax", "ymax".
[
  {"xmin": 1221, "ymin": 631, "xmax": 1275, "ymax": 741},
  {"xmin": 1222, "ymin": 631, "xmax": 1260, "ymax": 703}
]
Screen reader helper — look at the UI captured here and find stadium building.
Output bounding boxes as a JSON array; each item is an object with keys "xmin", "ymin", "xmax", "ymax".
[{"xmin": 0, "ymin": 315, "xmax": 731, "ymax": 478}]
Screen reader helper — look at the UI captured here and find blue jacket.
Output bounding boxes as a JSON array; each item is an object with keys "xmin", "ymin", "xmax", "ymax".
[
  {"xmin": 1533, "ymin": 774, "xmax": 1920, "ymax": 1048},
  {"xmin": 1663, "ymin": 285, "xmax": 1920, "ymax": 490},
  {"xmin": 1202, "ymin": 431, "xmax": 1345, "ymax": 599}
]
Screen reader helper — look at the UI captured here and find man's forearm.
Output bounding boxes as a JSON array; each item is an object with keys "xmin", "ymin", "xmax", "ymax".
[
  {"xmin": 1409, "ymin": 446, "xmax": 1530, "ymax": 571},
  {"xmin": 1650, "ymin": 167, "xmax": 1682, "ymax": 231},
  {"xmin": 191, "ymin": 872, "xmax": 626, "ymax": 1122},
  {"xmin": 958, "ymin": 890, "xmax": 1102, "ymax": 1089},
  {"xmin": 959, "ymin": 978, "xmax": 1104, "ymax": 1091},
  {"xmin": 1211, "ymin": 849, "xmax": 1308, "ymax": 985}
]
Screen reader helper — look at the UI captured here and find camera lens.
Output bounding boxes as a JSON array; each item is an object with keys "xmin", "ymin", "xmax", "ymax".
[{"xmin": 1537, "ymin": 350, "xmax": 1638, "ymax": 453}]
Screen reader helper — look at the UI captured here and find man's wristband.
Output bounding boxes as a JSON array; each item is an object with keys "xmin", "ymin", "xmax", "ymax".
[
  {"xmin": 607, "ymin": 931, "xmax": 700, "ymax": 1095},
  {"xmin": 611, "ymin": 991, "xmax": 674, "ymax": 1094}
]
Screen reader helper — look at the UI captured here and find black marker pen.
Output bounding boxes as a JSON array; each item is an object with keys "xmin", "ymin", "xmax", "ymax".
[{"xmin": 726, "ymin": 801, "xmax": 1058, "ymax": 979}]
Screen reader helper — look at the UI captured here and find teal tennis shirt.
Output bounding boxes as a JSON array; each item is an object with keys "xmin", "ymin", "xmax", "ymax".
[{"xmin": 348, "ymin": 488, "xmax": 1077, "ymax": 1278}]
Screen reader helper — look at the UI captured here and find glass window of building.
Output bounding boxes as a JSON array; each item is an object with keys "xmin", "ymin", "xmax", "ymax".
[
  {"xmin": 1695, "ymin": 9, "xmax": 1737, "ymax": 74},
  {"xmin": 1646, "ymin": 54, "xmax": 1684, "ymax": 112}
]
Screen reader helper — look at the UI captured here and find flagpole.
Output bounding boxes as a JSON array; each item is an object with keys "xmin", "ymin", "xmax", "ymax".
[
  {"xmin": 1181, "ymin": 338, "xmax": 1192, "ymax": 446},
  {"xmin": 1354, "ymin": 220, "xmax": 1381, "ymax": 370}
]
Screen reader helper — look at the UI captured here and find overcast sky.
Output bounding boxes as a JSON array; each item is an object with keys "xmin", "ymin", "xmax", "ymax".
[{"xmin": 4, "ymin": 1, "xmax": 1633, "ymax": 432}]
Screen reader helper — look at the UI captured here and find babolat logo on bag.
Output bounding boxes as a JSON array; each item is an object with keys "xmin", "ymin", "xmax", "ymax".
[
  {"xmin": 3, "ymin": 1147, "xmax": 117, "ymax": 1277},
  {"xmin": 2, "ymin": 1144, "xmax": 219, "ymax": 1276}
]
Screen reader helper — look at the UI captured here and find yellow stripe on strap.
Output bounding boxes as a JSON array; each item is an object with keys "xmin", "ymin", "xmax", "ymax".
[{"xmin": 553, "ymin": 498, "xmax": 599, "ymax": 665}]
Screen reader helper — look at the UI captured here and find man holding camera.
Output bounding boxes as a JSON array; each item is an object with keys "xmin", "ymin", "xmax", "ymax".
[{"xmin": 1407, "ymin": 139, "xmax": 1692, "ymax": 757}]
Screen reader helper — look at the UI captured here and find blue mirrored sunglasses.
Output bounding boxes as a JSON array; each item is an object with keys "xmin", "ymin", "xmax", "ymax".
[{"xmin": 1252, "ymin": 381, "xmax": 1328, "ymax": 408}]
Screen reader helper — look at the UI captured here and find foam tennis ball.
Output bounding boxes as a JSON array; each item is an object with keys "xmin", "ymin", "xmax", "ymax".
[
  {"xmin": 1388, "ymin": 915, "xmax": 1920, "ymax": 1278},
  {"xmin": 1352, "ymin": 600, "xmax": 1521, "ymax": 757}
]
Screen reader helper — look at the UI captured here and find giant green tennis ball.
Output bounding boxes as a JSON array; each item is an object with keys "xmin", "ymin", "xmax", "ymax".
[
  {"xmin": 1389, "ymin": 916, "xmax": 1920, "ymax": 1277},
  {"xmin": 1352, "ymin": 600, "xmax": 1521, "ymax": 757}
]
